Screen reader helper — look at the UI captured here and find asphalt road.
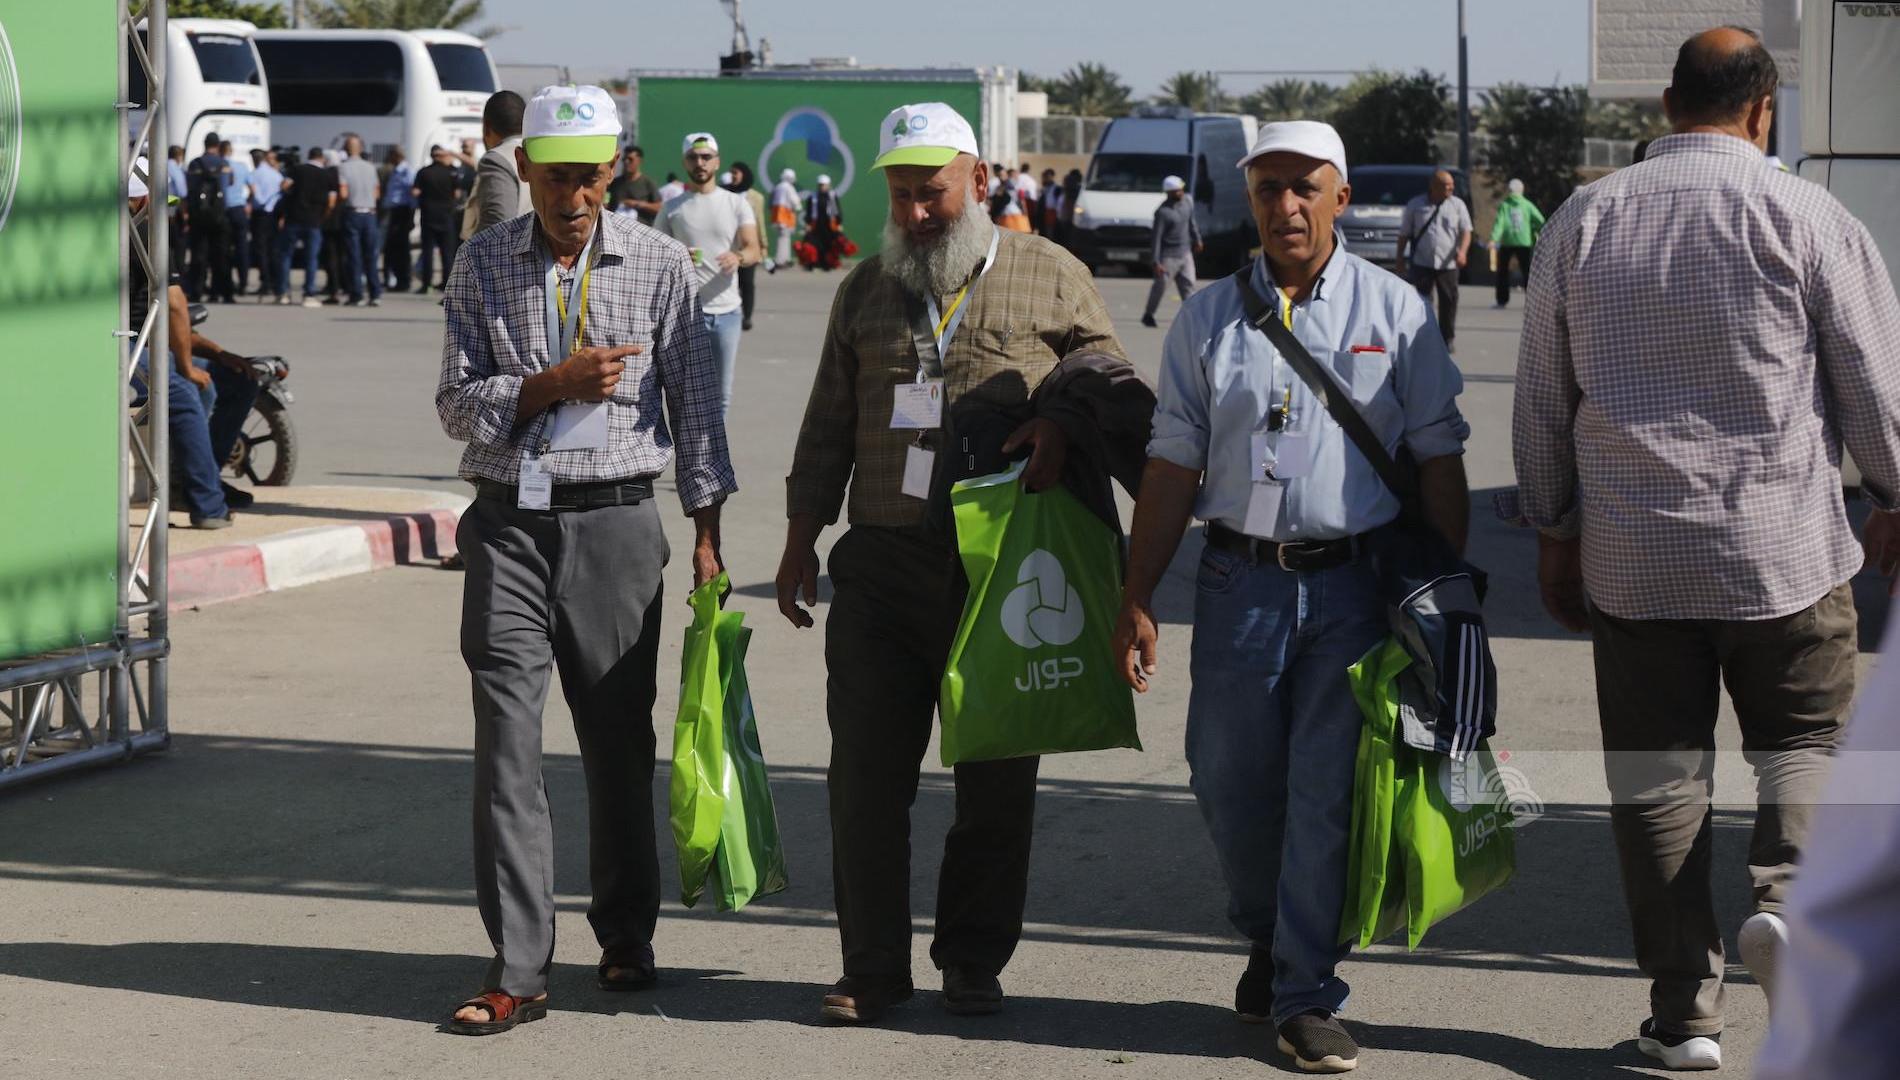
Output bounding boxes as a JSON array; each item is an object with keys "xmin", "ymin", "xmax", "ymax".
[{"xmin": 1, "ymin": 259, "xmax": 1887, "ymax": 1079}]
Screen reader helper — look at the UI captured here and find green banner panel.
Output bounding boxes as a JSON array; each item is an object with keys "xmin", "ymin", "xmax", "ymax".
[
  {"xmin": 635, "ymin": 77, "xmax": 986, "ymax": 258},
  {"xmin": 0, "ymin": 4, "xmax": 123, "ymax": 660}
]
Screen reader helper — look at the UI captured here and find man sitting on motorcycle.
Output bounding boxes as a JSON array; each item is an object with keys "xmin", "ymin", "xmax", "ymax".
[{"xmin": 130, "ymin": 157, "xmax": 264, "ymax": 529}]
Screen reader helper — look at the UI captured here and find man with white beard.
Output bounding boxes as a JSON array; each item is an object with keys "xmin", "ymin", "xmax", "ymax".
[{"xmin": 777, "ymin": 101, "xmax": 1123, "ymax": 1025}]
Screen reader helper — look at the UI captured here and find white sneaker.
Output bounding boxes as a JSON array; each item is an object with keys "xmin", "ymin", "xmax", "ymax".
[
  {"xmin": 1738, "ymin": 911, "xmax": 1788, "ymax": 1015},
  {"xmin": 1637, "ymin": 1019, "xmax": 1722, "ymax": 1071},
  {"xmin": 301, "ymin": 296, "xmax": 321, "ymax": 308}
]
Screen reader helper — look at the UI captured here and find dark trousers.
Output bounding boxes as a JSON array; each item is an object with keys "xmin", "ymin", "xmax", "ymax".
[
  {"xmin": 343, "ymin": 211, "xmax": 383, "ymax": 302},
  {"xmin": 1494, "ymin": 245, "xmax": 1533, "ymax": 306},
  {"xmin": 224, "ymin": 206, "xmax": 252, "ymax": 295},
  {"xmin": 383, "ymin": 206, "xmax": 414, "ymax": 290},
  {"xmin": 321, "ymin": 222, "xmax": 346, "ymax": 298},
  {"xmin": 825, "ymin": 525, "xmax": 1040, "ymax": 980},
  {"xmin": 1589, "ymin": 584, "xmax": 1855, "ymax": 1037},
  {"xmin": 1407, "ymin": 263, "xmax": 1460, "ymax": 345},
  {"xmin": 187, "ymin": 211, "xmax": 231, "ymax": 301},
  {"xmin": 418, "ymin": 213, "xmax": 459, "ymax": 288},
  {"xmin": 737, "ymin": 263, "xmax": 756, "ymax": 324},
  {"xmin": 457, "ymin": 494, "xmax": 669, "ymax": 998},
  {"xmin": 250, "ymin": 208, "xmax": 283, "ymax": 296}
]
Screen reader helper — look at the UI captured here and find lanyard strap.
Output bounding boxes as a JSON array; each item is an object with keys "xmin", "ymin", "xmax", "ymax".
[
  {"xmin": 919, "ymin": 226, "xmax": 1001, "ymax": 381},
  {"xmin": 544, "ymin": 227, "xmax": 599, "ymax": 360}
]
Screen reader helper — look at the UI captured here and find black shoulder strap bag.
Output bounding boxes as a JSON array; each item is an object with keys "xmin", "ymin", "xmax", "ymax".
[{"xmin": 1232, "ymin": 267, "xmax": 1497, "ymax": 759}]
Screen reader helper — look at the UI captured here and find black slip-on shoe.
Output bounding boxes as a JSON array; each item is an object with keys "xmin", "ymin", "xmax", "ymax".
[
  {"xmin": 941, "ymin": 967, "xmax": 1004, "ymax": 1016},
  {"xmin": 821, "ymin": 974, "xmax": 914, "ymax": 1024}
]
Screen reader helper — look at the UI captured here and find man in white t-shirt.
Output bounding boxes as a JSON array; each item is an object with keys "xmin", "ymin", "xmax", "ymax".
[{"xmin": 654, "ymin": 131, "xmax": 762, "ymax": 417}]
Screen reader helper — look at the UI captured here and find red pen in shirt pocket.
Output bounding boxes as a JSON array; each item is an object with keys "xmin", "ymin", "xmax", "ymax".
[{"xmin": 1350, "ymin": 344, "xmax": 1386, "ymax": 354}]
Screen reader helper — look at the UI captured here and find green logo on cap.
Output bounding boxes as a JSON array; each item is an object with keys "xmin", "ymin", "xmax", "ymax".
[
  {"xmin": 556, "ymin": 103, "xmax": 576, "ymax": 121},
  {"xmin": 891, "ymin": 117, "xmax": 908, "ymax": 138}
]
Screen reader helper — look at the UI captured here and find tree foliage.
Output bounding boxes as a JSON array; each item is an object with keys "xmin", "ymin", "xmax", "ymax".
[
  {"xmin": 1239, "ymin": 79, "xmax": 1342, "ymax": 123},
  {"xmin": 1585, "ymin": 98, "xmax": 1669, "ymax": 142},
  {"xmin": 1330, "ymin": 69, "xmax": 1449, "ymax": 167},
  {"xmin": 1155, "ymin": 70, "xmax": 1230, "ymax": 113},
  {"xmin": 1478, "ymin": 83, "xmax": 1588, "ymax": 210},
  {"xmin": 134, "ymin": 0, "xmax": 288, "ymax": 26},
  {"xmin": 1045, "ymin": 62, "xmax": 1134, "ymax": 118},
  {"xmin": 310, "ymin": 0, "xmax": 491, "ymax": 35}
]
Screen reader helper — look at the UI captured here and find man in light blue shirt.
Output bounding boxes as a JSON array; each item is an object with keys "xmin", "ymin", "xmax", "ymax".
[
  {"xmin": 249, "ymin": 149, "xmax": 286, "ymax": 301},
  {"xmin": 1112, "ymin": 120, "xmax": 1469, "ymax": 1075},
  {"xmin": 219, "ymin": 140, "xmax": 254, "ymax": 296}
]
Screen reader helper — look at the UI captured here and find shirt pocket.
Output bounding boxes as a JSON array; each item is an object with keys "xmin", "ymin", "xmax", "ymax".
[
  {"xmin": 956, "ymin": 324, "xmax": 1055, "ymax": 406},
  {"xmin": 1326, "ymin": 348, "xmax": 1402, "ymax": 433}
]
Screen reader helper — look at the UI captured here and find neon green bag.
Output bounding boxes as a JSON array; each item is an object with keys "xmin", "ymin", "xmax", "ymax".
[
  {"xmin": 669, "ymin": 574, "xmax": 789, "ymax": 911},
  {"xmin": 1341, "ymin": 637, "xmax": 1515, "ymax": 949},
  {"xmin": 939, "ymin": 464, "xmax": 1140, "ymax": 766}
]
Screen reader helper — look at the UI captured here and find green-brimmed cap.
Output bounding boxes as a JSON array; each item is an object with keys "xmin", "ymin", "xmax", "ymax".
[
  {"xmin": 872, "ymin": 102, "xmax": 978, "ymax": 170},
  {"xmin": 522, "ymin": 85, "xmax": 620, "ymax": 164}
]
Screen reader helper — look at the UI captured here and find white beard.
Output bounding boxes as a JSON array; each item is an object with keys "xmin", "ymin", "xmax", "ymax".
[{"xmin": 880, "ymin": 192, "xmax": 994, "ymax": 297}]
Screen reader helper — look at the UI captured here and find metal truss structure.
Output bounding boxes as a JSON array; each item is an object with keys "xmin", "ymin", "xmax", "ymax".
[{"xmin": 0, "ymin": 0, "xmax": 170, "ymax": 790}]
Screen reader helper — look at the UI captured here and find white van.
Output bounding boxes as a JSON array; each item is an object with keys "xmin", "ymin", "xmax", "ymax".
[
  {"xmin": 253, "ymin": 28, "xmax": 498, "ymax": 167},
  {"xmin": 1068, "ymin": 107, "xmax": 1258, "ymax": 277},
  {"xmin": 129, "ymin": 19, "xmax": 271, "ymax": 158}
]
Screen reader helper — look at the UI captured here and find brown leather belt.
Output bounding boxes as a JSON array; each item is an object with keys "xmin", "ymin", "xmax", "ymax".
[
  {"xmin": 475, "ymin": 477, "xmax": 654, "ymax": 512},
  {"xmin": 1206, "ymin": 523, "xmax": 1363, "ymax": 572}
]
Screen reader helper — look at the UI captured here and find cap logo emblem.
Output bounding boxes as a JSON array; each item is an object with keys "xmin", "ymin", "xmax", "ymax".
[
  {"xmin": 576, "ymin": 103, "xmax": 595, "ymax": 121},
  {"xmin": 891, "ymin": 117, "xmax": 908, "ymax": 138},
  {"xmin": 555, "ymin": 103, "xmax": 576, "ymax": 121},
  {"xmin": 908, "ymin": 115, "xmax": 928, "ymax": 132}
]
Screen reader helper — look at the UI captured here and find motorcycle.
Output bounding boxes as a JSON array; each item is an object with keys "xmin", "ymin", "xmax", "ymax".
[{"xmin": 180, "ymin": 302, "xmax": 298, "ymax": 486}]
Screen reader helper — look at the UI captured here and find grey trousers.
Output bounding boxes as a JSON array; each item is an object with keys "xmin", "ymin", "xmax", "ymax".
[
  {"xmin": 1589, "ymin": 583, "xmax": 1855, "ymax": 1037},
  {"xmin": 457, "ymin": 493, "xmax": 669, "ymax": 998},
  {"xmin": 1143, "ymin": 254, "xmax": 1197, "ymax": 317}
]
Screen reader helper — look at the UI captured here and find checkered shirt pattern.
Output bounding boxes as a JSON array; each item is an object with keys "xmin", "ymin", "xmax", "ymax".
[
  {"xmin": 436, "ymin": 211, "xmax": 737, "ymax": 514},
  {"xmin": 1514, "ymin": 133, "xmax": 1900, "ymax": 621},
  {"xmin": 787, "ymin": 229, "xmax": 1124, "ymax": 527}
]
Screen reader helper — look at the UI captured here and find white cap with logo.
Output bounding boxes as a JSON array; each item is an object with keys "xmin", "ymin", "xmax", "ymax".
[
  {"xmin": 817, "ymin": 174, "xmax": 832, "ymax": 186},
  {"xmin": 682, "ymin": 131, "xmax": 719, "ymax": 155},
  {"xmin": 523, "ymin": 85, "xmax": 621, "ymax": 164},
  {"xmin": 1161, "ymin": 175, "xmax": 1185, "ymax": 193},
  {"xmin": 1236, "ymin": 120, "xmax": 1349, "ymax": 183},
  {"xmin": 873, "ymin": 102, "xmax": 979, "ymax": 170}
]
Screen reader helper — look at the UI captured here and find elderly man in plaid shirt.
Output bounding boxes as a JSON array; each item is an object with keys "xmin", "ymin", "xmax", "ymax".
[
  {"xmin": 1513, "ymin": 28, "xmax": 1900, "ymax": 1072},
  {"xmin": 435, "ymin": 85, "xmax": 735, "ymax": 1036}
]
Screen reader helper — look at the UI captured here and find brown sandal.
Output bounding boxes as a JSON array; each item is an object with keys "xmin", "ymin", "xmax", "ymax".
[{"xmin": 440, "ymin": 991, "xmax": 548, "ymax": 1036}]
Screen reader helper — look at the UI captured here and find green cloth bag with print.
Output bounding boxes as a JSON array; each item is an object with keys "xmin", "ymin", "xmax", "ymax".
[
  {"xmin": 670, "ymin": 574, "xmax": 789, "ymax": 911},
  {"xmin": 939, "ymin": 463, "xmax": 1140, "ymax": 766},
  {"xmin": 1342, "ymin": 637, "xmax": 1517, "ymax": 949}
]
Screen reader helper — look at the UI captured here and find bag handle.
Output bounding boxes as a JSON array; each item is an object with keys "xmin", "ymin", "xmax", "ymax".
[{"xmin": 1231, "ymin": 267, "xmax": 1412, "ymax": 502}]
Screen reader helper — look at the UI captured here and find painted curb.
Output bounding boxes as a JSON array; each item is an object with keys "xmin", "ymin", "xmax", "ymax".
[{"xmin": 168, "ymin": 495, "xmax": 469, "ymax": 611}]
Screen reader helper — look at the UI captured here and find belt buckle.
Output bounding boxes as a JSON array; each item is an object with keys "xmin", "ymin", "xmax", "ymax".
[{"xmin": 1276, "ymin": 543, "xmax": 1297, "ymax": 572}]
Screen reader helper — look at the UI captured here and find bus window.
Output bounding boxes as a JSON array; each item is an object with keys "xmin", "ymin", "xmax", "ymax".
[
  {"xmin": 255, "ymin": 39, "xmax": 404, "ymax": 116},
  {"xmin": 187, "ymin": 32, "xmax": 261, "ymax": 86},
  {"xmin": 426, "ymin": 43, "xmax": 496, "ymax": 93}
]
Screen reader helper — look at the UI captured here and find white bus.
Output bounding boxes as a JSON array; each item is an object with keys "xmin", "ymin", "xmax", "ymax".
[
  {"xmin": 129, "ymin": 19, "xmax": 271, "ymax": 159},
  {"xmin": 253, "ymin": 28, "xmax": 498, "ymax": 168}
]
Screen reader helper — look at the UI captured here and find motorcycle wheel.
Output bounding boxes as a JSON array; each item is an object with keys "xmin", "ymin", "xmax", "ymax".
[{"xmin": 228, "ymin": 398, "xmax": 298, "ymax": 486}]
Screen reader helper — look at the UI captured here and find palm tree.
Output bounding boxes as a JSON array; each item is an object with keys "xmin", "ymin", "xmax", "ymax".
[
  {"xmin": 1156, "ymin": 70, "xmax": 1228, "ymax": 113},
  {"xmin": 1048, "ymin": 62, "xmax": 1134, "ymax": 118},
  {"xmin": 310, "ymin": 0, "xmax": 490, "ymax": 35}
]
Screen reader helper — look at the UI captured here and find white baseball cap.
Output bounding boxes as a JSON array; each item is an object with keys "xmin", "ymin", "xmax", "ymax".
[
  {"xmin": 1161, "ymin": 175, "xmax": 1185, "ymax": 193},
  {"xmin": 780, "ymin": 167, "xmax": 796, "ymax": 182},
  {"xmin": 682, "ymin": 131, "xmax": 719, "ymax": 155},
  {"xmin": 523, "ymin": 85, "xmax": 620, "ymax": 164},
  {"xmin": 817, "ymin": 174, "xmax": 832, "ymax": 186},
  {"xmin": 1236, "ymin": 120, "xmax": 1349, "ymax": 183},
  {"xmin": 873, "ymin": 102, "xmax": 978, "ymax": 170}
]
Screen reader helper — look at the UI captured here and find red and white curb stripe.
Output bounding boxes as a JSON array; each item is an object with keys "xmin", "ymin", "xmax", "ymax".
[{"xmin": 167, "ymin": 491, "xmax": 469, "ymax": 611}]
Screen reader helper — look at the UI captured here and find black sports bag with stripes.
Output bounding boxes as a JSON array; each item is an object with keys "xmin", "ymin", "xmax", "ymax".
[{"xmin": 1233, "ymin": 268, "xmax": 1498, "ymax": 759}]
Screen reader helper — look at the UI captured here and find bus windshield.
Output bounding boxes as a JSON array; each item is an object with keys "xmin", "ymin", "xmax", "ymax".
[
  {"xmin": 1086, "ymin": 153, "xmax": 1192, "ymax": 194},
  {"xmin": 188, "ymin": 33, "xmax": 261, "ymax": 86},
  {"xmin": 256, "ymin": 39, "xmax": 404, "ymax": 116},
  {"xmin": 427, "ymin": 44, "xmax": 495, "ymax": 92}
]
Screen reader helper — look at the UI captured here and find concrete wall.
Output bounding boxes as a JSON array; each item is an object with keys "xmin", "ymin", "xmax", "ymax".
[{"xmin": 1591, "ymin": 0, "xmax": 1800, "ymax": 99}]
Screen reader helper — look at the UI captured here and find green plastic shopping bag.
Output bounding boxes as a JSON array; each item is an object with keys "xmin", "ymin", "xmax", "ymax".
[
  {"xmin": 1341, "ymin": 636, "xmax": 1515, "ymax": 949},
  {"xmin": 670, "ymin": 574, "xmax": 790, "ymax": 911},
  {"xmin": 938, "ymin": 463, "xmax": 1140, "ymax": 766}
]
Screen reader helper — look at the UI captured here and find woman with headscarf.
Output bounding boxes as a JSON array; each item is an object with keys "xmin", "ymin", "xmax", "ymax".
[{"xmin": 725, "ymin": 162, "xmax": 767, "ymax": 329}]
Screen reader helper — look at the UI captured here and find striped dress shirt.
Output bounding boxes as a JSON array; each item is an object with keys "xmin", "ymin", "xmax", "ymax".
[{"xmin": 1513, "ymin": 133, "xmax": 1900, "ymax": 621}]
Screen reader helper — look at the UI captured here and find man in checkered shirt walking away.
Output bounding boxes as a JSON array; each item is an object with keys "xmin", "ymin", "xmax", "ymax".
[
  {"xmin": 1513, "ymin": 27, "xmax": 1900, "ymax": 1073},
  {"xmin": 434, "ymin": 85, "xmax": 736, "ymax": 1037}
]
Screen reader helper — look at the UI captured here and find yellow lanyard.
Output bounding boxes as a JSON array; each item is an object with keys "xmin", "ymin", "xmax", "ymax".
[
  {"xmin": 935, "ymin": 285, "xmax": 971, "ymax": 340},
  {"xmin": 553, "ymin": 259, "xmax": 592, "ymax": 357}
]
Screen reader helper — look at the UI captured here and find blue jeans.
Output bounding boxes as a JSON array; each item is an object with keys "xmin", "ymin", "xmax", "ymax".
[
  {"xmin": 704, "ymin": 308, "xmax": 742, "ymax": 416},
  {"xmin": 343, "ymin": 211, "xmax": 383, "ymax": 301},
  {"xmin": 1184, "ymin": 540, "xmax": 1386, "ymax": 1023},
  {"xmin": 135, "ymin": 351, "xmax": 252, "ymax": 520},
  {"xmin": 281, "ymin": 223, "xmax": 323, "ymax": 298}
]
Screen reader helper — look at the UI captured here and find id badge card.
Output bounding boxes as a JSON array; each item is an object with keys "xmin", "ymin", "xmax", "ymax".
[
  {"xmin": 1243, "ymin": 479, "xmax": 1284, "ymax": 538},
  {"xmin": 546, "ymin": 401, "xmax": 610, "ymax": 452},
  {"xmin": 891, "ymin": 379, "xmax": 945, "ymax": 429},
  {"xmin": 902, "ymin": 444, "xmax": 936, "ymax": 499},
  {"xmin": 517, "ymin": 454, "xmax": 553, "ymax": 511}
]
